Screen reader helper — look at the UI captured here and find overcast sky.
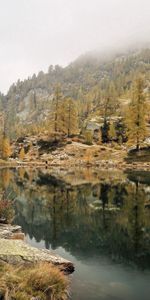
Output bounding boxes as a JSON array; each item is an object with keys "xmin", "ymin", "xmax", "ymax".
[{"xmin": 0, "ymin": 0, "xmax": 150, "ymax": 94}]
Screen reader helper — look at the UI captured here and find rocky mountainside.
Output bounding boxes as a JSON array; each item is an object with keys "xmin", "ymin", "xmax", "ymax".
[{"xmin": 0, "ymin": 47, "xmax": 150, "ymax": 135}]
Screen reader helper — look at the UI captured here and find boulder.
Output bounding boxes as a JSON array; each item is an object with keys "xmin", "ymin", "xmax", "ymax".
[{"xmin": 0, "ymin": 239, "xmax": 74, "ymax": 274}]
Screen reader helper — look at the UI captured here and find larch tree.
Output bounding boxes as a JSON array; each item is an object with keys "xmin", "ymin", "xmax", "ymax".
[
  {"xmin": 63, "ymin": 97, "xmax": 79, "ymax": 137},
  {"xmin": 84, "ymin": 130, "xmax": 93, "ymax": 145},
  {"xmin": 100, "ymin": 81, "xmax": 119, "ymax": 143},
  {"xmin": 49, "ymin": 85, "xmax": 64, "ymax": 139},
  {"xmin": 108, "ymin": 122, "xmax": 116, "ymax": 142},
  {"xmin": 126, "ymin": 77, "xmax": 147, "ymax": 150},
  {"xmin": 19, "ymin": 147, "xmax": 25, "ymax": 161},
  {"xmin": 1, "ymin": 136, "xmax": 11, "ymax": 160}
]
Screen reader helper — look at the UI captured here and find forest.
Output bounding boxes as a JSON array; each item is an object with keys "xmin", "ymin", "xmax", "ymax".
[{"xmin": 0, "ymin": 48, "xmax": 150, "ymax": 162}]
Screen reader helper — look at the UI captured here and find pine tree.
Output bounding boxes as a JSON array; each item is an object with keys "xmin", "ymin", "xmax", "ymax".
[
  {"xmin": 101, "ymin": 119, "xmax": 110, "ymax": 143},
  {"xmin": 115, "ymin": 119, "xmax": 127, "ymax": 144},
  {"xmin": 126, "ymin": 78, "xmax": 147, "ymax": 150}
]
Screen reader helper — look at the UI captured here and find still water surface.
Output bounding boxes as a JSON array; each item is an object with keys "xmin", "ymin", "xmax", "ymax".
[{"xmin": 0, "ymin": 168, "xmax": 150, "ymax": 300}]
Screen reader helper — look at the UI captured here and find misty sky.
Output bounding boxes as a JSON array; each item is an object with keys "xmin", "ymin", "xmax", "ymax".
[{"xmin": 0, "ymin": 0, "xmax": 150, "ymax": 94}]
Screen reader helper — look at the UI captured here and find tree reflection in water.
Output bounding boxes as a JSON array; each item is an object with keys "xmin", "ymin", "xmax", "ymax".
[{"xmin": 0, "ymin": 168, "xmax": 150, "ymax": 270}]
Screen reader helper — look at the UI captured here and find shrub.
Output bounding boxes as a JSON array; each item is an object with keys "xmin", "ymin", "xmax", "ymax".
[
  {"xmin": 0, "ymin": 200, "xmax": 14, "ymax": 223},
  {"xmin": 84, "ymin": 131, "xmax": 93, "ymax": 145}
]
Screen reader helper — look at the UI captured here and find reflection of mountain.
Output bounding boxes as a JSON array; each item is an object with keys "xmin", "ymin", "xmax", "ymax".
[
  {"xmin": 6, "ymin": 169, "xmax": 149, "ymax": 270},
  {"xmin": 0, "ymin": 168, "xmax": 150, "ymax": 269}
]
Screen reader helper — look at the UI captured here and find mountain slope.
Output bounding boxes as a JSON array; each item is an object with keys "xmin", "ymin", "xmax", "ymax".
[{"xmin": 0, "ymin": 48, "xmax": 150, "ymax": 136}]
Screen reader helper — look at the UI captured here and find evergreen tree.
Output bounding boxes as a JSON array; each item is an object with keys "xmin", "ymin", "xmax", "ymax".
[
  {"xmin": 101, "ymin": 120, "xmax": 110, "ymax": 143},
  {"xmin": 115, "ymin": 119, "xmax": 127, "ymax": 144}
]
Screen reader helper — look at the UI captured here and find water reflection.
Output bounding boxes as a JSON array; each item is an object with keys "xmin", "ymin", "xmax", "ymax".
[
  {"xmin": 0, "ymin": 168, "xmax": 149, "ymax": 267},
  {"xmin": 0, "ymin": 168, "xmax": 150, "ymax": 299}
]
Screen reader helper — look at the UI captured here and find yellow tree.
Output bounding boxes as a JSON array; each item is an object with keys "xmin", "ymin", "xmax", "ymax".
[
  {"xmin": 126, "ymin": 78, "xmax": 147, "ymax": 150},
  {"xmin": 2, "ymin": 136, "xmax": 11, "ymax": 160},
  {"xmin": 49, "ymin": 84, "xmax": 64, "ymax": 139},
  {"xmin": 108, "ymin": 122, "xmax": 116, "ymax": 142},
  {"xmin": 84, "ymin": 130, "xmax": 93, "ymax": 145},
  {"xmin": 19, "ymin": 147, "xmax": 25, "ymax": 161},
  {"xmin": 63, "ymin": 97, "xmax": 79, "ymax": 137}
]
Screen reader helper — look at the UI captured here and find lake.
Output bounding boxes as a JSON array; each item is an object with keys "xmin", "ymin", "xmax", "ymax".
[{"xmin": 0, "ymin": 167, "xmax": 150, "ymax": 300}]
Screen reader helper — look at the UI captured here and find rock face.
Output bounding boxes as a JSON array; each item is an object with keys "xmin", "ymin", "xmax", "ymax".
[
  {"xmin": 0, "ymin": 239, "xmax": 74, "ymax": 274},
  {"xmin": 0, "ymin": 225, "xmax": 74, "ymax": 274}
]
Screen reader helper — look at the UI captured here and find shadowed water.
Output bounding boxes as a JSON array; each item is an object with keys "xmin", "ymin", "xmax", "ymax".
[{"xmin": 0, "ymin": 167, "xmax": 150, "ymax": 300}]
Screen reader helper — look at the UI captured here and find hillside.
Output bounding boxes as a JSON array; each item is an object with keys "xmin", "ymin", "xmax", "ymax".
[{"xmin": 0, "ymin": 47, "xmax": 150, "ymax": 138}]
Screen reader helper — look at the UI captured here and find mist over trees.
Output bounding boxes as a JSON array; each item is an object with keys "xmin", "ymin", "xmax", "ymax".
[{"xmin": 0, "ymin": 47, "xmax": 150, "ymax": 159}]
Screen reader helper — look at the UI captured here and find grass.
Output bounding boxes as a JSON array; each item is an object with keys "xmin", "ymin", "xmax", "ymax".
[{"xmin": 0, "ymin": 262, "xmax": 69, "ymax": 300}]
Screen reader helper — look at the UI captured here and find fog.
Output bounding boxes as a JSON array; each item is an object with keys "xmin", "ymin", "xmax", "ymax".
[{"xmin": 0, "ymin": 0, "xmax": 150, "ymax": 93}]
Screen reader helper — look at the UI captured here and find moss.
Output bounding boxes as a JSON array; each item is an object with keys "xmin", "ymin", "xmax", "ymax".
[{"xmin": 0, "ymin": 262, "xmax": 69, "ymax": 300}]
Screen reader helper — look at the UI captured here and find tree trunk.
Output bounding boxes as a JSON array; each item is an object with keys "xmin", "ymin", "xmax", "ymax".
[{"xmin": 136, "ymin": 135, "xmax": 140, "ymax": 151}]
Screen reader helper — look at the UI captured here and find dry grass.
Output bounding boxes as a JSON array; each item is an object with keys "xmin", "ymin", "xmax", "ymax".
[
  {"xmin": 0, "ymin": 200, "xmax": 14, "ymax": 224},
  {"xmin": 0, "ymin": 262, "xmax": 69, "ymax": 300},
  {"xmin": 9, "ymin": 232, "xmax": 25, "ymax": 240}
]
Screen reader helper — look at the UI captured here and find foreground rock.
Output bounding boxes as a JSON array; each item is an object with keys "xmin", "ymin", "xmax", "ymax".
[
  {"xmin": 0, "ymin": 238, "xmax": 74, "ymax": 274},
  {"xmin": 0, "ymin": 224, "xmax": 74, "ymax": 274},
  {"xmin": 0, "ymin": 224, "xmax": 24, "ymax": 239}
]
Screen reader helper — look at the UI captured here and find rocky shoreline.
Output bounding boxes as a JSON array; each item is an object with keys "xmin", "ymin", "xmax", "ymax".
[
  {"xmin": 0, "ymin": 224, "xmax": 74, "ymax": 274},
  {"xmin": 0, "ymin": 141, "xmax": 150, "ymax": 171},
  {"xmin": 0, "ymin": 159, "xmax": 150, "ymax": 172}
]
